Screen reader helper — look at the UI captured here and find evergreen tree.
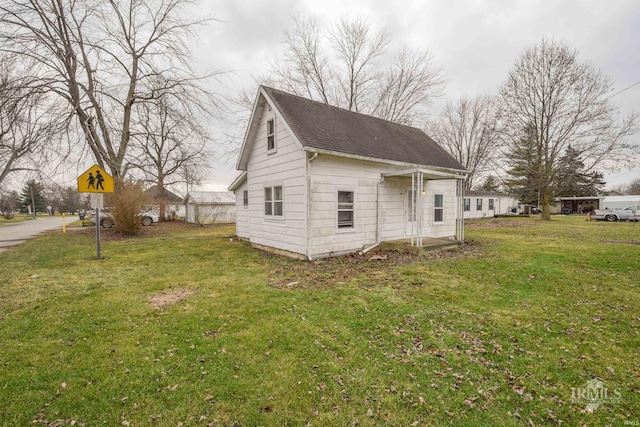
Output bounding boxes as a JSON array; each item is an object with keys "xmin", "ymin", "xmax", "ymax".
[
  {"xmin": 19, "ymin": 180, "xmax": 46, "ymax": 214},
  {"xmin": 477, "ymin": 175, "xmax": 501, "ymax": 192},
  {"xmin": 59, "ymin": 186, "xmax": 82, "ymax": 213},
  {"xmin": 554, "ymin": 145, "xmax": 606, "ymax": 196},
  {"xmin": 504, "ymin": 126, "xmax": 542, "ymax": 205}
]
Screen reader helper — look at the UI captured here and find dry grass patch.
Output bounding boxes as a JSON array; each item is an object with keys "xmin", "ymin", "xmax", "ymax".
[
  {"xmin": 149, "ymin": 287, "xmax": 192, "ymax": 309},
  {"xmin": 267, "ymin": 242, "xmax": 481, "ymax": 289}
]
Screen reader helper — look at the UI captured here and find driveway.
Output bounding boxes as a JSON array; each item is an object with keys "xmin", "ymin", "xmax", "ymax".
[{"xmin": 0, "ymin": 216, "xmax": 76, "ymax": 254}]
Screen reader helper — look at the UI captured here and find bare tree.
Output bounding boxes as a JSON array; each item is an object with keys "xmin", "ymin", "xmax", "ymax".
[
  {"xmin": 263, "ymin": 15, "xmax": 444, "ymax": 126},
  {"xmin": 128, "ymin": 89, "xmax": 211, "ymax": 219},
  {"xmin": 0, "ymin": 54, "xmax": 69, "ymax": 186},
  {"xmin": 427, "ymin": 95, "xmax": 498, "ymax": 189},
  {"xmin": 498, "ymin": 39, "xmax": 638, "ymax": 220},
  {"xmin": 610, "ymin": 177, "xmax": 640, "ymax": 195},
  {"xmin": 0, "ymin": 0, "xmax": 220, "ymax": 178}
]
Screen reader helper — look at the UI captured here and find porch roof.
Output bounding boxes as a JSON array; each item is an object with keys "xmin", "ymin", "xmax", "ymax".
[{"xmin": 382, "ymin": 168, "xmax": 466, "ymax": 180}]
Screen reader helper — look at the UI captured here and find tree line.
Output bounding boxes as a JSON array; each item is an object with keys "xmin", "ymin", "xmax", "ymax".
[{"xmin": 0, "ymin": 3, "xmax": 637, "ymax": 224}]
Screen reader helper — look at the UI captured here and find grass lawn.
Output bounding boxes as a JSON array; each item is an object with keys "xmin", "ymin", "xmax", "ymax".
[
  {"xmin": 0, "ymin": 214, "xmax": 36, "ymax": 224},
  {"xmin": 0, "ymin": 216, "xmax": 638, "ymax": 426}
]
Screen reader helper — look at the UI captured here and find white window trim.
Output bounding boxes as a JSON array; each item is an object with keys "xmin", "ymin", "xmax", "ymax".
[
  {"xmin": 266, "ymin": 118, "xmax": 276, "ymax": 153},
  {"xmin": 476, "ymin": 198, "xmax": 483, "ymax": 211},
  {"xmin": 336, "ymin": 188, "xmax": 356, "ymax": 233},
  {"xmin": 264, "ymin": 184, "xmax": 284, "ymax": 220},
  {"xmin": 433, "ymin": 193, "xmax": 444, "ymax": 224},
  {"xmin": 242, "ymin": 190, "xmax": 248, "ymax": 208}
]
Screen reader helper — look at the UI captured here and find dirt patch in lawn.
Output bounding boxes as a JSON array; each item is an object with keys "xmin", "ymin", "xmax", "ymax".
[
  {"xmin": 601, "ymin": 239, "xmax": 640, "ymax": 245},
  {"xmin": 465, "ymin": 219, "xmax": 539, "ymax": 229},
  {"xmin": 149, "ymin": 288, "xmax": 192, "ymax": 309},
  {"xmin": 267, "ymin": 241, "xmax": 481, "ymax": 289}
]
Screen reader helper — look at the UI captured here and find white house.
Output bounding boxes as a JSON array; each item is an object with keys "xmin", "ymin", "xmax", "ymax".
[
  {"xmin": 463, "ymin": 191, "xmax": 518, "ymax": 219},
  {"xmin": 229, "ymin": 86, "xmax": 468, "ymax": 260},
  {"xmin": 183, "ymin": 191, "xmax": 235, "ymax": 224}
]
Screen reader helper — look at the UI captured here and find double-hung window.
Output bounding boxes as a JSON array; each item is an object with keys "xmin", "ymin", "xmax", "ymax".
[
  {"xmin": 434, "ymin": 194, "xmax": 444, "ymax": 223},
  {"xmin": 264, "ymin": 186, "xmax": 283, "ymax": 217},
  {"xmin": 337, "ymin": 191, "xmax": 354, "ymax": 229},
  {"xmin": 489, "ymin": 198, "xmax": 494, "ymax": 211},
  {"xmin": 243, "ymin": 190, "xmax": 248, "ymax": 207},
  {"xmin": 464, "ymin": 198, "xmax": 470, "ymax": 212},
  {"xmin": 476, "ymin": 198, "xmax": 483, "ymax": 211},
  {"xmin": 267, "ymin": 119, "xmax": 275, "ymax": 151}
]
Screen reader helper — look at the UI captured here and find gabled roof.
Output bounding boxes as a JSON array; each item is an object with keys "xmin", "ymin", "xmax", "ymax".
[
  {"xmin": 144, "ymin": 185, "xmax": 183, "ymax": 203},
  {"xmin": 184, "ymin": 191, "xmax": 235, "ymax": 205},
  {"xmin": 465, "ymin": 190, "xmax": 513, "ymax": 198},
  {"xmin": 236, "ymin": 86, "xmax": 466, "ymax": 172}
]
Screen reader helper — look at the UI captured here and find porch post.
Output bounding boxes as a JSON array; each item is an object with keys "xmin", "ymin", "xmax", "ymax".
[
  {"xmin": 417, "ymin": 172, "xmax": 423, "ymax": 246},
  {"xmin": 411, "ymin": 172, "xmax": 415, "ymax": 246},
  {"xmin": 457, "ymin": 179, "xmax": 465, "ymax": 242}
]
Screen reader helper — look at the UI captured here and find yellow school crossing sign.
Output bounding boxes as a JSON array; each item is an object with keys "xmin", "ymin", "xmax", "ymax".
[{"xmin": 77, "ymin": 164, "xmax": 114, "ymax": 193}]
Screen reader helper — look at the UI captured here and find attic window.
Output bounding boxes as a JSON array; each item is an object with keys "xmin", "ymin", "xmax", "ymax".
[{"xmin": 267, "ymin": 119, "xmax": 275, "ymax": 151}]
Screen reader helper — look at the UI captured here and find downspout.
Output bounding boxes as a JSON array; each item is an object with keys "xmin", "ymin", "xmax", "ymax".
[
  {"xmin": 360, "ymin": 176, "xmax": 385, "ymax": 255},
  {"xmin": 306, "ymin": 152, "xmax": 319, "ymax": 260}
]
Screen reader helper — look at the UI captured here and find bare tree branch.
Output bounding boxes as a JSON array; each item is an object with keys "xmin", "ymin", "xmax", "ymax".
[
  {"xmin": 427, "ymin": 95, "xmax": 498, "ymax": 189},
  {"xmin": 260, "ymin": 14, "xmax": 444, "ymax": 126},
  {"xmin": 0, "ymin": 0, "xmax": 222, "ymax": 178},
  {"xmin": 0, "ymin": 53, "xmax": 70, "ymax": 186}
]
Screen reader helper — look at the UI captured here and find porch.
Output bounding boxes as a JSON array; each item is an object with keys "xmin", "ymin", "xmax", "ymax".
[
  {"xmin": 381, "ymin": 168, "xmax": 466, "ymax": 246},
  {"xmin": 380, "ymin": 237, "xmax": 461, "ymax": 255}
]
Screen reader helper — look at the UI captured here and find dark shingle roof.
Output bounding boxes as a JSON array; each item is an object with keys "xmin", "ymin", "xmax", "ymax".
[
  {"xmin": 262, "ymin": 86, "xmax": 465, "ymax": 171},
  {"xmin": 465, "ymin": 190, "xmax": 511, "ymax": 197}
]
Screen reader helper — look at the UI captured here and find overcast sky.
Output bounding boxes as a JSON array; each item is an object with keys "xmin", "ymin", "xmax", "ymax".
[{"xmin": 191, "ymin": 0, "xmax": 640, "ymax": 191}]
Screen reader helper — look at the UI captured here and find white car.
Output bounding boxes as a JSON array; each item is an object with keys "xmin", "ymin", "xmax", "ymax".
[
  {"xmin": 591, "ymin": 205, "xmax": 639, "ymax": 222},
  {"xmin": 90, "ymin": 209, "xmax": 159, "ymax": 227}
]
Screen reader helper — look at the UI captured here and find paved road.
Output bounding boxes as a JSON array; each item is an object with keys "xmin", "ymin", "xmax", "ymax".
[{"xmin": 0, "ymin": 216, "xmax": 77, "ymax": 254}]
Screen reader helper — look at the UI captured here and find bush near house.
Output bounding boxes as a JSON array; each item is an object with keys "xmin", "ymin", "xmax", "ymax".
[{"xmin": 0, "ymin": 217, "xmax": 637, "ymax": 426}]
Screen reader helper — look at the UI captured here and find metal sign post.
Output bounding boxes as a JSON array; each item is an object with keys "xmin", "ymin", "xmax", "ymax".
[
  {"xmin": 78, "ymin": 165, "xmax": 113, "ymax": 260},
  {"xmin": 91, "ymin": 193, "xmax": 104, "ymax": 260}
]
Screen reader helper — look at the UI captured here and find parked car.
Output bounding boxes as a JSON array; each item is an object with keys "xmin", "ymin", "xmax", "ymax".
[
  {"xmin": 591, "ymin": 205, "xmax": 639, "ymax": 222},
  {"xmin": 89, "ymin": 209, "xmax": 159, "ymax": 227}
]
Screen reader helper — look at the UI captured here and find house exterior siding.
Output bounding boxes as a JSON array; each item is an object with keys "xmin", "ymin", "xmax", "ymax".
[
  {"xmin": 244, "ymin": 103, "xmax": 307, "ymax": 255},
  {"xmin": 185, "ymin": 204, "xmax": 235, "ymax": 224},
  {"xmin": 235, "ymin": 181, "xmax": 250, "ymax": 238},
  {"xmin": 307, "ymin": 156, "xmax": 458, "ymax": 258},
  {"xmin": 463, "ymin": 193, "xmax": 518, "ymax": 219},
  {"xmin": 230, "ymin": 86, "xmax": 468, "ymax": 260}
]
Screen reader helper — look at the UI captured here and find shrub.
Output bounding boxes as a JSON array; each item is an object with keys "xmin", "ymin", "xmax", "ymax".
[{"xmin": 105, "ymin": 179, "xmax": 152, "ymax": 235}]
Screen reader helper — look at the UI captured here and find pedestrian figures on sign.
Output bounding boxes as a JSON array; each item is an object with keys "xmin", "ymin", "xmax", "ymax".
[
  {"xmin": 96, "ymin": 171, "xmax": 105, "ymax": 191},
  {"xmin": 87, "ymin": 172, "xmax": 96, "ymax": 189}
]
